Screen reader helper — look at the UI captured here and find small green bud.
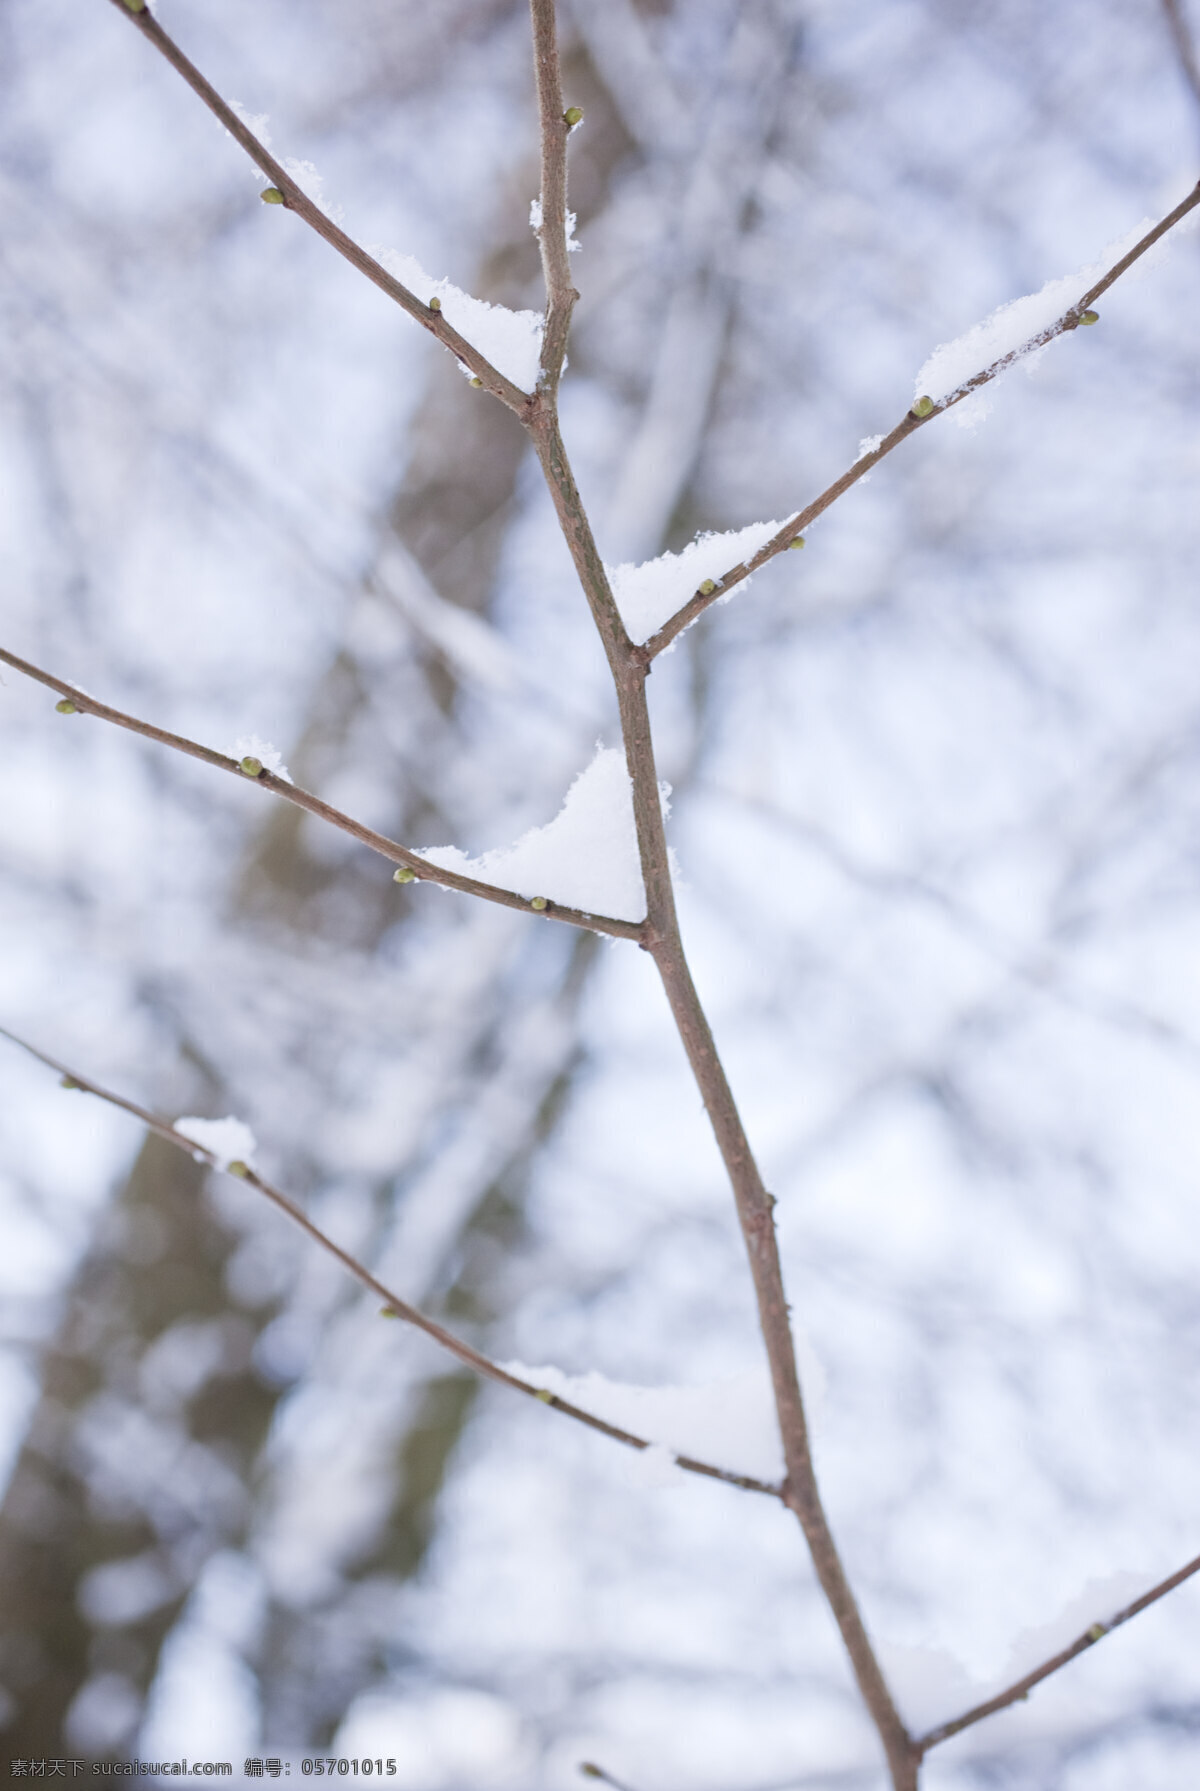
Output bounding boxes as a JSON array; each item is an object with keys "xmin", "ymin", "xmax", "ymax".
[
  {"xmin": 380, "ymin": 1305, "xmax": 400, "ymax": 1319},
  {"xmin": 260, "ymin": 187, "xmax": 285, "ymax": 205},
  {"xmin": 529, "ymin": 896, "xmax": 548, "ymax": 911},
  {"xmin": 912, "ymin": 395, "xmax": 935, "ymax": 418},
  {"xmin": 535, "ymin": 1387, "xmax": 554, "ymax": 1403},
  {"xmin": 788, "ymin": 536, "xmax": 805, "ymax": 550},
  {"xmin": 227, "ymin": 1160, "xmax": 250, "ymax": 1179},
  {"xmin": 55, "ymin": 698, "xmax": 78, "ymax": 715},
  {"xmin": 239, "ymin": 756, "xmax": 264, "ymax": 778},
  {"xmin": 579, "ymin": 1770, "xmax": 604, "ymax": 1782},
  {"xmin": 563, "ymin": 107, "xmax": 584, "ymax": 127},
  {"xmin": 60, "ymin": 1075, "xmax": 81, "ymax": 1090},
  {"xmin": 1078, "ymin": 309, "xmax": 1099, "ymax": 325},
  {"xmin": 393, "ymin": 866, "xmax": 416, "ymax": 884},
  {"xmin": 429, "ymin": 295, "xmax": 442, "ymax": 312},
  {"xmin": 469, "ymin": 375, "xmax": 483, "ymax": 388},
  {"xmin": 1087, "ymin": 1623, "xmax": 1106, "ymax": 1643},
  {"xmin": 120, "ymin": 0, "xmax": 148, "ymax": 12},
  {"xmin": 698, "ymin": 578, "xmax": 717, "ymax": 596}
]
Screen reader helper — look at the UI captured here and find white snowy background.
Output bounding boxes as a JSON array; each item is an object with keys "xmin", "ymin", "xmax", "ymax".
[{"xmin": 1, "ymin": 0, "xmax": 1200, "ymax": 1787}]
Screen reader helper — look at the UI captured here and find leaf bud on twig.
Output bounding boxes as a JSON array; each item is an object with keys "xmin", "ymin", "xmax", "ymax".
[
  {"xmin": 788, "ymin": 536, "xmax": 805, "ymax": 550},
  {"xmin": 579, "ymin": 1769, "xmax": 604, "ymax": 1782},
  {"xmin": 379, "ymin": 1306, "xmax": 401, "ymax": 1319},
  {"xmin": 239, "ymin": 755, "xmax": 264, "ymax": 778},
  {"xmin": 912, "ymin": 395, "xmax": 935, "ymax": 418},
  {"xmin": 469, "ymin": 376, "xmax": 483, "ymax": 388},
  {"xmin": 120, "ymin": 0, "xmax": 148, "ymax": 12},
  {"xmin": 393, "ymin": 866, "xmax": 416, "ymax": 884},
  {"xmin": 1078, "ymin": 309, "xmax": 1099, "ymax": 325},
  {"xmin": 699, "ymin": 579, "xmax": 717, "ymax": 596},
  {"xmin": 529, "ymin": 896, "xmax": 549, "ymax": 911},
  {"xmin": 535, "ymin": 1387, "xmax": 554, "ymax": 1402},
  {"xmin": 429, "ymin": 295, "xmax": 442, "ymax": 312},
  {"xmin": 260, "ymin": 188, "xmax": 286, "ymax": 205},
  {"xmin": 1087, "ymin": 1623, "xmax": 1106, "ymax": 1643},
  {"xmin": 60, "ymin": 1075, "xmax": 81, "ymax": 1090},
  {"xmin": 227, "ymin": 1160, "xmax": 250, "ymax": 1179},
  {"xmin": 55, "ymin": 698, "xmax": 78, "ymax": 714},
  {"xmin": 563, "ymin": 107, "xmax": 584, "ymax": 127}
]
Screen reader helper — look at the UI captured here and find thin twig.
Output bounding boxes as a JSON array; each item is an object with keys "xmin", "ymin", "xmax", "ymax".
[
  {"xmin": 578, "ymin": 1765, "xmax": 642, "ymax": 1790},
  {"xmin": 641, "ymin": 179, "xmax": 1200, "ymax": 661},
  {"xmin": 916, "ymin": 1550, "xmax": 1200, "ymax": 1754},
  {"xmin": 0, "ymin": 645, "xmax": 643, "ymax": 943},
  {"xmin": 530, "ymin": 0, "xmax": 579, "ymax": 394},
  {"xmin": 0, "ymin": 1024, "xmax": 783, "ymax": 1503},
  {"xmin": 103, "ymin": 0, "xmax": 532, "ymax": 414}
]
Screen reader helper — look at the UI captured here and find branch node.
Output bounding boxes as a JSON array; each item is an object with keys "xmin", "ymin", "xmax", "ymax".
[
  {"xmin": 392, "ymin": 866, "xmax": 417, "ymax": 885},
  {"xmin": 698, "ymin": 578, "xmax": 717, "ymax": 596},
  {"xmin": 55, "ymin": 698, "xmax": 78, "ymax": 715},
  {"xmin": 563, "ymin": 106, "xmax": 584, "ymax": 127},
  {"xmin": 239, "ymin": 755, "xmax": 265, "ymax": 778},
  {"xmin": 911, "ymin": 394, "xmax": 935, "ymax": 418},
  {"xmin": 429, "ymin": 295, "xmax": 442, "ymax": 312},
  {"xmin": 259, "ymin": 187, "xmax": 286, "ymax": 206},
  {"xmin": 788, "ymin": 535, "xmax": 806, "ymax": 550},
  {"xmin": 1078, "ymin": 309, "xmax": 1100, "ymax": 325},
  {"xmin": 530, "ymin": 895, "xmax": 549, "ymax": 911},
  {"xmin": 227, "ymin": 1160, "xmax": 251, "ymax": 1180}
]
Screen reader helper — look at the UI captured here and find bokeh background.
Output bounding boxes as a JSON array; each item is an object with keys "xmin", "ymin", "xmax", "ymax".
[{"xmin": 2, "ymin": 0, "xmax": 1200, "ymax": 1785}]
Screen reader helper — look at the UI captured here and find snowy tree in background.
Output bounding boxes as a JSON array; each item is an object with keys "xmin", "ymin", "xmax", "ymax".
[{"xmin": 1, "ymin": 1, "xmax": 1200, "ymax": 1787}]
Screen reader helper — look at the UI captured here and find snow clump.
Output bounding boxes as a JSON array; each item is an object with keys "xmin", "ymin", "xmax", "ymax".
[
  {"xmin": 502, "ymin": 1362, "xmax": 786, "ymax": 1483},
  {"xmin": 372, "ymin": 246, "xmax": 544, "ymax": 392},
  {"xmin": 175, "ymin": 1116, "xmax": 258, "ymax": 1171},
  {"xmin": 606, "ymin": 518, "xmax": 787, "ymax": 646},
  {"xmin": 417, "ymin": 747, "xmax": 649, "ymax": 922},
  {"xmin": 234, "ymin": 735, "xmax": 293, "ymax": 783},
  {"xmin": 914, "ymin": 216, "xmax": 1172, "ymax": 425}
]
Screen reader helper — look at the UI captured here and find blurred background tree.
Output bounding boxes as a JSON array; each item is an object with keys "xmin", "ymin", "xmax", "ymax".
[{"xmin": 1, "ymin": 0, "xmax": 1199, "ymax": 1785}]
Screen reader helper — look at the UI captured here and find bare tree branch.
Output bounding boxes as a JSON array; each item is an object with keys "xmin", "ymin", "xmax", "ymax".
[
  {"xmin": 103, "ymin": 0, "xmax": 532, "ymax": 413},
  {"xmin": 641, "ymin": 178, "xmax": 1200, "ymax": 661},
  {"xmin": 0, "ymin": 1025, "xmax": 783, "ymax": 1503},
  {"xmin": 530, "ymin": 0, "xmax": 579, "ymax": 393},
  {"xmin": 520, "ymin": 17, "xmax": 917, "ymax": 1788},
  {"xmin": 916, "ymin": 1550, "xmax": 1200, "ymax": 1754},
  {"xmin": 71, "ymin": 11, "xmax": 1200, "ymax": 1787},
  {"xmin": 0, "ymin": 645, "xmax": 644, "ymax": 942}
]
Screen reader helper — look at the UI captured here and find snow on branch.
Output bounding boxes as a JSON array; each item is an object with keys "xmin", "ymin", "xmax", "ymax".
[
  {"xmin": 418, "ymin": 747, "xmax": 651, "ymax": 923},
  {"xmin": 607, "ymin": 519, "xmax": 787, "ymax": 647},
  {"xmin": 915, "ymin": 213, "xmax": 1195, "ymax": 423},
  {"xmin": 175, "ymin": 1115, "xmax": 258, "ymax": 1171},
  {"xmin": 502, "ymin": 1362, "xmax": 785, "ymax": 1484},
  {"xmin": 372, "ymin": 246, "xmax": 545, "ymax": 393},
  {"xmin": 0, "ymin": 1027, "xmax": 782, "ymax": 1501}
]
